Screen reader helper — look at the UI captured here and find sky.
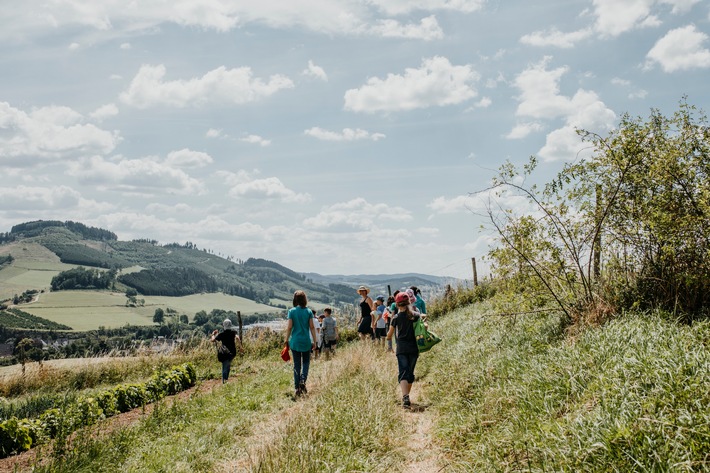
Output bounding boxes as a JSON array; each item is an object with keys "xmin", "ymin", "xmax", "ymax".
[{"xmin": 0, "ymin": 0, "xmax": 709, "ymax": 282}]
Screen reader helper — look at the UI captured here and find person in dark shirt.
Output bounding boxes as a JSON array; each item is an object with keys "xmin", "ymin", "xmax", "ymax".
[
  {"xmin": 211, "ymin": 318, "xmax": 243, "ymax": 383},
  {"xmin": 386, "ymin": 292, "xmax": 420, "ymax": 408}
]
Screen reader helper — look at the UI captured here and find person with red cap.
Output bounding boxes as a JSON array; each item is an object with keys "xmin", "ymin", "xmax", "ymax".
[{"xmin": 386, "ymin": 291, "xmax": 421, "ymax": 409}]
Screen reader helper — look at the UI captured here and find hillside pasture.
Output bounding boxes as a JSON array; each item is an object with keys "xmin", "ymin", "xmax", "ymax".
[
  {"xmin": 16, "ymin": 290, "xmax": 280, "ymax": 331},
  {"xmin": 0, "ymin": 242, "xmax": 98, "ymax": 299}
]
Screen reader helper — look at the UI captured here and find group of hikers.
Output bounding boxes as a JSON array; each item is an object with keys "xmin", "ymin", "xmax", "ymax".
[{"xmin": 211, "ymin": 284, "xmax": 427, "ymax": 409}]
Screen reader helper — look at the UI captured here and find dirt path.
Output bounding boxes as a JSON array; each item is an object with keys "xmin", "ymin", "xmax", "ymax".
[
  {"xmin": 0, "ymin": 378, "xmax": 223, "ymax": 473},
  {"xmin": 398, "ymin": 372, "xmax": 448, "ymax": 473},
  {"xmin": 214, "ymin": 362, "xmax": 327, "ymax": 472}
]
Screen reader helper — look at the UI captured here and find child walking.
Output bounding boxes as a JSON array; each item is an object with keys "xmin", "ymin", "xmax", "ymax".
[{"xmin": 386, "ymin": 292, "xmax": 420, "ymax": 408}]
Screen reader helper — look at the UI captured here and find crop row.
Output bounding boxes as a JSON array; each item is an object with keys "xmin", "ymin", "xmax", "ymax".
[{"xmin": 0, "ymin": 362, "xmax": 196, "ymax": 458}]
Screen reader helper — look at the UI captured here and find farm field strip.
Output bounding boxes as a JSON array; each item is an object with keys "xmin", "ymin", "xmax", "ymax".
[{"xmin": 9, "ymin": 291, "xmax": 282, "ymax": 331}]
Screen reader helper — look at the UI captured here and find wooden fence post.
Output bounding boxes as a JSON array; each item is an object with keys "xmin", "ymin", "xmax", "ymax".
[{"xmin": 472, "ymin": 257, "xmax": 479, "ymax": 287}]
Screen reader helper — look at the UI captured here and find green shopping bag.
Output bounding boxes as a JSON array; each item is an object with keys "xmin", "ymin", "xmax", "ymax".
[{"xmin": 413, "ymin": 317, "xmax": 441, "ymax": 353}]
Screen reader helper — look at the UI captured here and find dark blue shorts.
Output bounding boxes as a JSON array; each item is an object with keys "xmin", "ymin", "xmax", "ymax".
[{"xmin": 396, "ymin": 353, "xmax": 418, "ymax": 384}]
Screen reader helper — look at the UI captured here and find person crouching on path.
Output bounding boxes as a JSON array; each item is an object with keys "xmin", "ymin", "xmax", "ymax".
[
  {"xmin": 284, "ymin": 290, "xmax": 317, "ymax": 397},
  {"xmin": 211, "ymin": 318, "xmax": 243, "ymax": 383},
  {"xmin": 386, "ymin": 292, "xmax": 420, "ymax": 409},
  {"xmin": 356, "ymin": 285, "xmax": 376, "ymax": 341}
]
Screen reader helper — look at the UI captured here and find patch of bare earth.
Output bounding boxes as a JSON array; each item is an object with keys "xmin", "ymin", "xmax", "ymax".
[{"xmin": 0, "ymin": 379, "xmax": 223, "ymax": 473}]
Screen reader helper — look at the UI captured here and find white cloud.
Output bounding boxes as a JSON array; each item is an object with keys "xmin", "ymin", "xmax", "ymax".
[
  {"xmin": 304, "ymin": 127, "xmax": 386, "ymax": 141},
  {"xmin": 368, "ymin": 0, "xmax": 485, "ymax": 15},
  {"xmin": 217, "ymin": 170, "xmax": 311, "ymax": 203},
  {"xmin": 591, "ymin": 0, "xmax": 658, "ymax": 37},
  {"xmin": 145, "ymin": 202, "xmax": 192, "ymax": 214},
  {"xmin": 427, "ymin": 195, "xmax": 477, "ymax": 214},
  {"xmin": 475, "ymin": 97, "xmax": 492, "ymax": 108},
  {"xmin": 119, "ymin": 64, "xmax": 294, "ymax": 109},
  {"xmin": 365, "ymin": 15, "xmax": 443, "ymax": 41},
  {"xmin": 120, "ymin": 42, "xmax": 131, "ymax": 50},
  {"xmin": 646, "ymin": 25, "xmax": 710, "ymax": 72},
  {"xmin": 205, "ymin": 128, "xmax": 224, "ymax": 138},
  {"xmin": 67, "ymin": 155, "xmax": 205, "ymax": 195},
  {"xmin": 302, "ymin": 60, "xmax": 328, "ymax": 81},
  {"xmin": 519, "ymin": 1, "xmax": 672, "ymax": 45},
  {"xmin": 0, "ymin": 1, "xmax": 481, "ymax": 43},
  {"xmin": 344, "ymin": 56, "xmax": 479, "ymax": 113},
  {"xmin": 89, "ymin": 103, "xmax": 119, "ymax": 122},
  {"xmin": 303, "ymin": 198, "xmax": 411, "ymax": 232},
  {"xmin": 611, "ymin": 77, "xmax": 631, "ymax": 86},
  {"xmin": 0, "ymin": 185, "xmax": 82, "ymax": 210},
  {"xmin": 514, "ymin": 58, "xmax": 573, "ymax": 119},
  {"xmin": 0, "ymin": 102, "xmax": 120, "ymax": 166},
  {"xmin": 610, "ymin": 77, "xmax": 647, "ymax": 99},
  {"xmin": 661, "ymin": 0, "xmax": 702, "ymax": 14},
  {"xmin": 240, "ymin": 134, "xmax": 272, "ymax": 146},
  {"xmin": 68, "ymin": 42, "xmax": 80, "ymax": 50},
  {"xmin": 505, "ymin": 122, "xmax": 544, "ymax": 139},
  {"xmin": 513, "ymin": 57, "xmax": 615, "ymax": 161},
  {"xmin": 165, "ymin": 148, "xmax": 213, "ymax": 168},
  {"xmin": 520, "ymin": 27, "xmax": 593, "ymax": 48}
]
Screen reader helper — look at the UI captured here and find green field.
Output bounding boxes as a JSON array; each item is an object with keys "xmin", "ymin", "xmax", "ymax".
[
  {"xmin": 17, "ymin": 290, "xmax": 280, "ymax": 331},
  {"xmin": 0, "ymin": 242, "xmax": 78, "ymax": 299}
]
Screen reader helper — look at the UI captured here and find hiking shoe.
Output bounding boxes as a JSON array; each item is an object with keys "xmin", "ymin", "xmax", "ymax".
[
  {"xmin": 403, "ymin": 395, "xmax": 411, "ymax": 408},
  {"xmin": 294, "ymin": 387, "xmax": 302, "ymax": 398},
  {"xmin": 299, "ymin": 382, "xmax": 307, "ymax": 395}
]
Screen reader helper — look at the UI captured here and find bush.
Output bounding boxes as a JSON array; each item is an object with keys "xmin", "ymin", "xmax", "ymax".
[{"xmin": 0, "ymin": 417, "xmax": 34, "ymax": 457}]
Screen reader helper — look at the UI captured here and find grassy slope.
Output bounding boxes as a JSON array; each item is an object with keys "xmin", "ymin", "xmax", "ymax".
[
  {"xmin": 13, "ymin": 302, "xmax": 710, "ymax": 472},
  {"xmin": 424, "ymin": 303, "xmax": 710, "ymax": 472}
]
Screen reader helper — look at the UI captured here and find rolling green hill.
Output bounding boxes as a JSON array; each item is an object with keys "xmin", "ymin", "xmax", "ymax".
[{"xmin": 0, "ymin": 220, "xmax": 356, "ymax": 308}]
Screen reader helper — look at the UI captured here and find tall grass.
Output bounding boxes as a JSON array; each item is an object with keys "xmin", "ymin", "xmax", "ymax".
[
  {"xmin": 250, "ymin": 344, "xmax": 406, "ymax": 472},
  {"xmin": 423, "ymin": 303, "xmax": 710, "ymax": 471},
  {"xmin": 29, "ymin": 343, "xmax": 408, "ymax": 472}
]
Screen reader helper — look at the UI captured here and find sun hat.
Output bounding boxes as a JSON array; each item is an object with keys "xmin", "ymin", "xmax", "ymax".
[
  {"xmin": 395, "ymin": 292, "xmax": 409, "ymax": 305},
  {"xmin": 376, "ymin": 295, "xmax": 385, "ymax": 302},
  {"xmin": 223, "ymin": 319, "xmax": 233, "ymax": 330},
  {"xmin": 358, "ymin": 285, "xmax": 369, "ymax": 294}
]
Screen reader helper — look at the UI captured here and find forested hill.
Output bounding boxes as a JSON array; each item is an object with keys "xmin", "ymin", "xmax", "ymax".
[{"xmin": 0, "ymin": 220, "xmax": 357, "ymax": 305}]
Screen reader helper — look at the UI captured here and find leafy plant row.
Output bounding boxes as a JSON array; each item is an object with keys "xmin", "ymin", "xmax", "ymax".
[
  {"xmin": 0, "ymin": 362, "xmax": 196, "ymax": 458},
  {"xmin": 0, "ymin": 308, "xmax": 72, "ymax": 330}
]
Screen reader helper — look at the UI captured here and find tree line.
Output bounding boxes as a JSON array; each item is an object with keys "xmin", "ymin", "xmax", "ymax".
[{"xmin": 51, "ymin": 267, "xmax": 117, "ymax": 291}]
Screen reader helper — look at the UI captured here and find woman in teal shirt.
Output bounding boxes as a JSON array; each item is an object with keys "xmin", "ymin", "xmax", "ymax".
[{"xmin": 284, "ymin": 290, "xmax": 317, "ymax": 397}]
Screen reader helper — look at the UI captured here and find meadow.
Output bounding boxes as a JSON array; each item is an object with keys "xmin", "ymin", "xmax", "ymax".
[
  {"xmin": 1, "ymin": 296, "xmax": 706, "ymax": 472},
  {"xmin": 21, "ymin": 291, "xmax": 279, "ymax": 331}
]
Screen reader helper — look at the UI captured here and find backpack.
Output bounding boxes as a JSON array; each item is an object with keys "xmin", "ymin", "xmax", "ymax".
[
  {"xmin": 413, "ymin": 318, "xmax": 441, "ymax": 353},
  {"xmin": 216, "ymin": 342, "xmax": 232, "ymax": 362},
  {"xmin": 322, "ymin": 317, "xmax": 337, "ymax": 341}
]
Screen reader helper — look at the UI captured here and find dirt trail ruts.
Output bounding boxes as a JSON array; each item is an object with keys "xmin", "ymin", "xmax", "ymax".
[
  {"xmin": 0, "ymin": 378, "xmax": 223, "ymax": 473},
  {"xmin": 402, "ymin": 394, "xmax": 445, "ymax": 473},
  {"xmin": 213, "ymin": 364, "xmax": 326, "ymax": 472}
]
